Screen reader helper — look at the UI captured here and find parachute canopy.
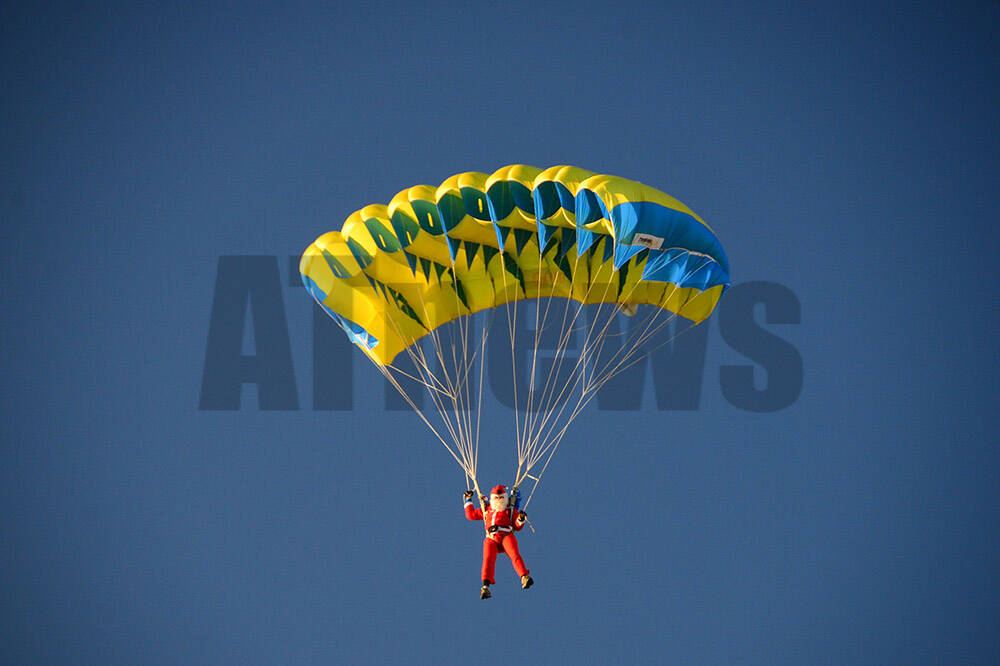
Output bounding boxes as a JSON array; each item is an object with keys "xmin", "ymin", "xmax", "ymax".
[
  {"xmin": 300, "ymin": 165, "xmax": 729, "ymax": 366},
  {"xmin": 300, "ymin": 165, "xmax": 730, "ymax": 506}
]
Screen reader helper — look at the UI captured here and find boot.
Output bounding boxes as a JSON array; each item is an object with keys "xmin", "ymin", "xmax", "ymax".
[
  {"xmin": 521, "ymin": 575, "xmax": 534, "ymax": 589},
  {"xmin": 480, "ymin": 584, "xmax": 491, "ymax": 599}
]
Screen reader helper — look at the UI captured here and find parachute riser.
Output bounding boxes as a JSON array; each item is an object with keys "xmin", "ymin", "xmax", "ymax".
[
  {"xmin": 510, "ymin": 485, "xmax": 522, "ymax": 511},
  {"xmin": 470, "ymin": 476, "xmax": 490, "ymax": 529}
]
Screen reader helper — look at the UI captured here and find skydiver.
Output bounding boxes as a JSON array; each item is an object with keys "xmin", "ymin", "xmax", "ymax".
[{"xmin": 463, "ymin": 484, "xmax": 532, "ymax": 599}]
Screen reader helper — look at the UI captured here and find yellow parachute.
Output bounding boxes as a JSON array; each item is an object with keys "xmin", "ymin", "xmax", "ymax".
[{"xmin": 301, "ymin": 165, "xmax": 729, "ymax": 505}]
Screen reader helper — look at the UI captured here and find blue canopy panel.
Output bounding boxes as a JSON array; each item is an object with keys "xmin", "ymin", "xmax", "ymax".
[{"xmin": 574, "ymin": 191, "xmax": 730, "ymax": 290}]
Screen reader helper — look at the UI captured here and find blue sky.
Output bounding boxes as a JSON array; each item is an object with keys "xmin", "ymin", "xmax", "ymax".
[{"xmin": 2, "ymin": 1, "xmax": 999, "ymax": 663}]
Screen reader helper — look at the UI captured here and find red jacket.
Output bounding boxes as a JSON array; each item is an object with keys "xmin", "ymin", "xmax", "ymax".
[{"xmin": 465, "ymin": 501, "xmax": 526, "ymax": 541}]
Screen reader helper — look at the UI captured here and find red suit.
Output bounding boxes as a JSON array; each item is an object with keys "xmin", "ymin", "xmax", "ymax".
[{"xmin": 464, "ymin": 499, "xmax": 529, "ymax": 584}]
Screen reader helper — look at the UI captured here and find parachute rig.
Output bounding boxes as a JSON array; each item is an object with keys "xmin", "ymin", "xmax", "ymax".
[{"xmin": 301, "ymin": 165, "xmax": 730, "ymax": 513}]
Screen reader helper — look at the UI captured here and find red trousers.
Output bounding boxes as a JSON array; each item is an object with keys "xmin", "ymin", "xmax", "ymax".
[{"xmin": 481, "ymin": 534, "xmax": 529, "ymax": 584}]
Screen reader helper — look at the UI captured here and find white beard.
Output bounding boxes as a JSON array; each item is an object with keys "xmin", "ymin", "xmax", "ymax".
[{"xmin": 490, "ymin": 496, "xmax": 508, "ymax": 512}]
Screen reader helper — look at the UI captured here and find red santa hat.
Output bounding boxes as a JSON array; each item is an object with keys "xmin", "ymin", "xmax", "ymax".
[{"xmin": 490, "ymin": 484, "xmax": 507, "ymax": 496}]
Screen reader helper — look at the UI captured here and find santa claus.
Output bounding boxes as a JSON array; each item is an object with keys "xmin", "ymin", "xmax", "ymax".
[{"xmin": 463, "ymin": 484, "xmax": 533, "ymax": 599}]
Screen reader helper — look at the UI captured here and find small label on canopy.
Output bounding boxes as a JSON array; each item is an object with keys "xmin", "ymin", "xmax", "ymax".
[{"xmin": 632, "ymin": 233, "xmax": 664, "ymax": 250}]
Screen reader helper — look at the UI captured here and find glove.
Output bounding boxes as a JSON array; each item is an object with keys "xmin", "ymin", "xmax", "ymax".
[
  {"xmin": 463, "ymin": 490, "xmax": 474, "ymax": 501},
  {"xmin": 517, "ymin": 511, "xmax": 527, "ymax": 522}
]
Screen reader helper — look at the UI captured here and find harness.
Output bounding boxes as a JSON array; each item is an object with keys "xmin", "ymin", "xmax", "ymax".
[{"xmin": 486, "ymin": 508, "xmax": 515, "ymax": 536}]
